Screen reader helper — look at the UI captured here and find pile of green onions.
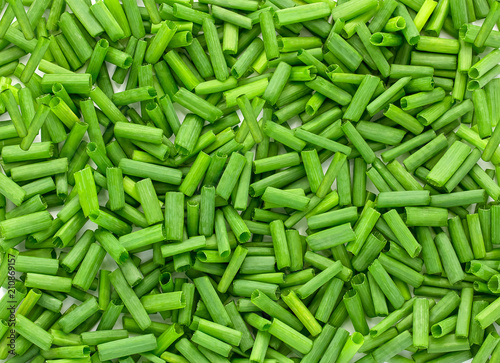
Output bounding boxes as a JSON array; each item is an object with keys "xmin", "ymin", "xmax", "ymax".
[{"xmin": 1, "ymin": 0, "xmax": 500, "ymax": 361}]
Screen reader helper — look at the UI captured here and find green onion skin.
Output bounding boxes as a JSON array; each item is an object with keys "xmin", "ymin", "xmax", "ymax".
[
  {"xmin": 267, "ymin": 219, "xmax": 290, "ymax": 271},
  {"xmin": 196, "ymin": 77, "xmax": 238, "ymax": 96},
  {"xmin": 6, "ymin": 0, "xmax": 34, "ymax": 40},
  {"xmin": 470, "ymin": 164, "xmax": 500, "ymax": 201},
  {"xmin": 89, "ymin": 85, "xmax": 127, "ymax": 123},
  {"xmin": 259, "ymin": 9, "xmax": 279, "ymax": 61},
  {"xmin": 150, "ymin": 323, "xmax": 184, "ymax": 356},
  {"xmin": 314, "ymin": 152, "xmax": 347, "ymax": 198},
  {"xmin": 274, "ymin": 2, "xmax": 330, "ymax": 26},
  {"xmin": 74, "ymin": 166, "xmax": 99, "ymax": 218},
  {"xmin": 492, "ymin": 205, "xmax": 500, "ymax": 247},
  {"xmin": 62, "ymin": 0, "xmax": 104, "ymax": 38},
  {"xmin": 262, "ymin": 62, "xmax": 292, "ymax": 106},
  {"xmin": 80, "ymin": 330, "xmax": 127, "ymax": 346},
  {"xmin": 473, "ymin": 0, "xmax": 500, "ymax": 48},
  {"xmin": 90, "ymin": 2, "xmax": 126, "ymax": 42},
  {"xmin": 362, "ymin": 329, "xmax": 399, "ymax": 356},
  {"xmin": 315, "ymin": 277, "xmax": 344, "ymax": 323},
  {"xmin": 222, "ymin": 205, "xmax": 251, "ymax": 243},
  {"xmin": 346, "ymin": 206, "xmax": 379, "ymax": 256},
  {"xmin": 427, "ymin": 333, "xmax": 471, "ymax": 354},
  {"xmin": 467, "ymin": 213, "xmax": 486, "ymax": 259}
]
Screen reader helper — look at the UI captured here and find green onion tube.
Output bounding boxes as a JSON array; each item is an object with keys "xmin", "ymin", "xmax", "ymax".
[
  {"xmin": 0, "ymin": 172, "xmax": 26, "ymax": 206},
  {"xmin": 109, "ymin": 268, "xmax": 151, "ymax": 330},
  {"xmin": 250, "ymin": 289, "xmax": 303, "ymax": 331},
  {"xmin": 383, "ymin": 209, "xmax": 422, "ymax": 258},
  {"xmin": 145, "ymin": 21, "xmax": 177, "ymax": 64},
  {"xmin": 20, "ymin": 36, "xmax": 50, "ymax": 84},
  {"xmin": 0, "ymin": 211, "xmax": 53, "ymax": 239},
  {"xmin": 368, "ymin": 259, "xmax": 405, "ymax": 309},
  {"xmin": 140, "ymin": 292, "xmax": 186, "ymax": 313},
  {"xmin": 15, "ymin": 314, "xmax": 53, "ymax": 351},
  {"xmin": 275, "ymin": 2, "xmax": 330, "ymax": 25},
  {"xmin": 218, "ymin": 245, "xmax": 248, "ymax": 293},
  {"xmin": 268, "ymin": 318, "xmax": 313, "ymax": 355},
  {"xmin": 343, "ymin": 289, "xmax": 369, "ymax": 335},
  {"xmin": 296, "ymin": 260, "xmax": 343, "ymax": 299},
  {"xmin": 456, "ymin": 287, "xmax": 473, "ymax": 338},
  {"xmin": 282, "ymin": 290, "xmax": 322, "ymax": 336},
  {"xmin": 173, "ymin": 87, "xmax": 223, "ymax": 123},
  {"xmin": 194, "ymin": 276, "xmax": 231, "ymax": 326},
  {"xmin": 0, "ymin": 90, "xmax": 27, "ymax": 138},
  {"xmin": 306, "ymin": 223, "xmax": 356, "ymax": 251},
  {"xmin": 98, "ymin": 334, "xmax": 157, "ymax": 361},
  {"xmin": 57, "ymin": 297, "xmax": 100, "ymax": 333},
  {"xmin": 203, "ymin": 18, "xmax": 229, "ymax": 82},
  {"xmin": 435, "ymin": 232, "xmax": 465, "ymax": 285},
  {"xmin": 335, "ymin": 332, "xmax": 364, "ymax": 363}
]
